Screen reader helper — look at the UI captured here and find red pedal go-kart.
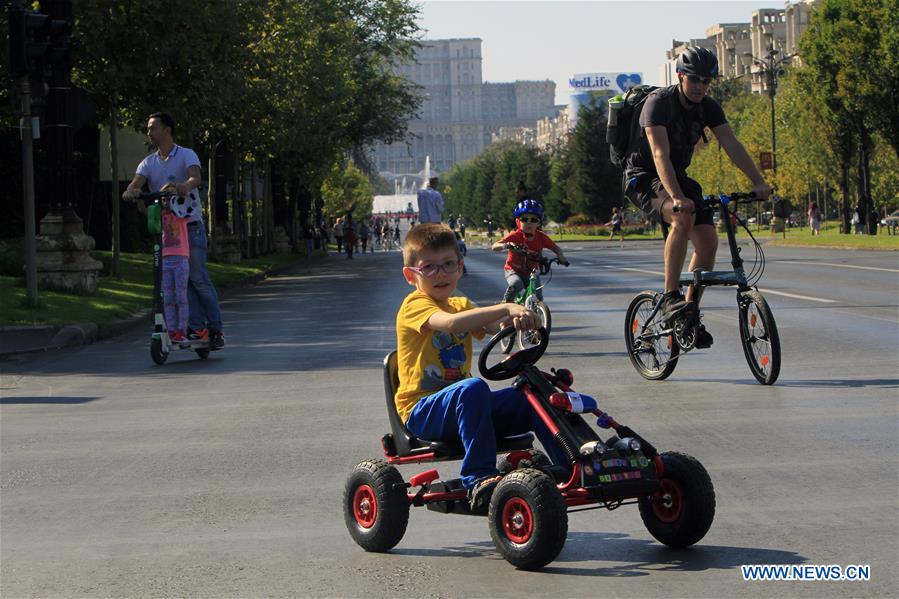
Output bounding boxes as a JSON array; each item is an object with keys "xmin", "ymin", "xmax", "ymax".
[{"xmin": 343, "ymin": 327, "xmax": 715, "ymax": 570}]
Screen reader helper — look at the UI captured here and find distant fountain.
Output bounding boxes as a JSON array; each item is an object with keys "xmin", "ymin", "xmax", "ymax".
[{"xmin": 422, "ymin": 155, "xmax": 431, "ymax": 190}]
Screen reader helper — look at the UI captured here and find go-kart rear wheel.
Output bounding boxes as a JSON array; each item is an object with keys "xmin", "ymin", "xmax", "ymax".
[
  {"xmin": 150, "ymin": 338, "xmax": 168, "ymax": 365},
  {"xmin": 638, "ymin": 452, "xmax": 715, "ymax": 548},
  {"xmin": 343, "ymin": 459, "xmax": 409, "ymax": 552},
  {"xmin": 488, "ymin": 468, "xmax": 567, "ymax": 570}
]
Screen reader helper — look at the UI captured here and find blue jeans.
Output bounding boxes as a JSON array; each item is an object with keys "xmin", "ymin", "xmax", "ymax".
[
  {"xmin": 406, "ymin": 378, "xmax": 568, "ymax": 489},
  {"xmin": 187, "ymin": 223, "xmax": 223, "ymax": 332}
]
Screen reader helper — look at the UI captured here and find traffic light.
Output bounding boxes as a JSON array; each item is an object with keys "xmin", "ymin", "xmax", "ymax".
[{"xmin": 8, "ymin": 5, "xmax": 70, "ymax": 77}]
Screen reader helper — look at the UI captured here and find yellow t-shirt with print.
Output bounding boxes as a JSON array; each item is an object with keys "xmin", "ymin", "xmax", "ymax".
[{"xmin": 395, "ymin": 290, "xmax": 484, "ymax": 423}]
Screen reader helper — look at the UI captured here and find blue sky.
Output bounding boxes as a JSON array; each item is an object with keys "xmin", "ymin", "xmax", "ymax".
[{"xmin": 418, "ymin": 1, "xmax": 787, "ymax": 104}]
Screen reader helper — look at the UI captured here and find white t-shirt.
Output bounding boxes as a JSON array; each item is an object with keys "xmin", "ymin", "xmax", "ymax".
[{"xmin": 136, "ymin": 145, "xmax": 203, "ymax": 223}]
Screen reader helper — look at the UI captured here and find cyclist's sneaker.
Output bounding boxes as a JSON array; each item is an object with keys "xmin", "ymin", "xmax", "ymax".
[
  {"xmin": 187, "ymin": 327, "xmax": 209, "ymax": 342},
  {"xmin": 209, "ymin": 329, "xmax": 225, "ymax": 350},
  {"xmin": 501, "ymin": 286, "xmax": 517, "ymax": 303},
  {"xmin": 695, "ymin": 324, "xmax": 714, "ymax": 349},
  {"xmin": 660, "ymin": 291, "xmax": 694, "ymax": 322}
]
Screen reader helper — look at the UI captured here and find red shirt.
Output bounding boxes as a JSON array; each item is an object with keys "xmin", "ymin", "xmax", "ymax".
[{"xmin": 501, "ymin": 229, "xmax": 559, "ymax": 275}]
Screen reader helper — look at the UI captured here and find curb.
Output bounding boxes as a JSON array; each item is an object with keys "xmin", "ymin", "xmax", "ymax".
[{"xmin": 0, "ymin": 258, "xmax": 310, "ymax": 358}]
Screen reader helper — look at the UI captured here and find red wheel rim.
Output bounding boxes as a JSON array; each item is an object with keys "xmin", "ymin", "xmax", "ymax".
[
  {"xmin": 353, "ymin": 484, "xmax": 377, "ymax": 528},
  {"xmin": 502, "ymin": 497, "xmax": 534, "ymax": 544},
  {"xmin": 652, "ymin": 479, "xmax": 683, "ymax": 523}
]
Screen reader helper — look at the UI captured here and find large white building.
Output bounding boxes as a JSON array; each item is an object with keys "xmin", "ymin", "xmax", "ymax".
[{"xmin": 372, "ymin": 38, "xmax": 558, "ymax": 182}]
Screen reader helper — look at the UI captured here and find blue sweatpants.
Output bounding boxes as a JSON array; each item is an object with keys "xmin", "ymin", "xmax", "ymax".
[{"xmin": 406, "ymin": 377, "xmax": 568, "ymax": 489}]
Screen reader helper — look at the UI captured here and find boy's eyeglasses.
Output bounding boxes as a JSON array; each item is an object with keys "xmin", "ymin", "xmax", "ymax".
[
  {"xmin": 686, "ymin": 75, "xmax": 713, "ymax": 85},
  {"xmin": 519, "ymin": 216, "xmax": 541, "ymax": 224},
  {"xmin": 408, "ymin": 259, "xmax": 461, "ymax": 278}
]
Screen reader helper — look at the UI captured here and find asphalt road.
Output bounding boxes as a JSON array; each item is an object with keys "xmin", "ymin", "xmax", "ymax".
[{"xmin": 2, "ymin": 240, "xmax": 897, "ymax": 597}]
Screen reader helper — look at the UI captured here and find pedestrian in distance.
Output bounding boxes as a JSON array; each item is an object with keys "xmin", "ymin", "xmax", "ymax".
[
  {"xmin": 458, "ymin": 214, "xmax": 466, "ymax": 238},
  {"xmin": 606, "ymin": 206, "xmax": 625, "ymax": 245},
  {"xmin": 344, "ymin": 215, "xmax": 357, "ymax": 259},
  {"xmin": 360, "ymin": 220, "xmax": 371, "ymax": 253},
  {"xmin": 334, "ymin": 217, "xmax": 344, "ymax": 252},
  {"xmin": 807, "ymin": 202, "xmax": 822, "ymax": 236},
  {"xmin": 417, "ymin": 177, "xmax": 444, "ymax": 224},
  {"xmin": 123, "ymin": 111, "xmax": 225, "ymax": 350},
  {"xmin": 395, "ymin": 223, "xmax": 569, "ymax": 513},
  {"xmin": 623, "ymin": 46, "xmax": 771, "ymax": 350}
]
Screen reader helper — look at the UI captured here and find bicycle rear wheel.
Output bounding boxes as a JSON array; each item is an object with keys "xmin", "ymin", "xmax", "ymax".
[
  {"xmin": 625, "ymin": 291, "xmax": 679, "ymax": 380},
  {"xmin": 738, "ymin": 290, "xmax": 780, "ymax": 385}
]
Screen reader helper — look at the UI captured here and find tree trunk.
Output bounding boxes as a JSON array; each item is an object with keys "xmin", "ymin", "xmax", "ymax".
[
  {"xmin": 109, "ymin": 99, "xmax": 120, "ymax": 276},
  {"xmin": 839, "ymin": 164, "xmax": 850, "ymax": 234},
  {"xmin": 250, "ymin": 160, "xmax": 258, "ymax": 257},
  {"xmin": 263, "ymin": 157, "xmax": 273, "ymax": 253}
]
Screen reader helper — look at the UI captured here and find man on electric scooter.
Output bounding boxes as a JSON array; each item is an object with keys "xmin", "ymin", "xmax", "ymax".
[
  {"xmin": 624, "ymin": 47, "xmax": 770, "ymax": 348},
  {"xmin": 491, "ymin": 193, "xmax": 568, "ymax": 303},
  {"xmin": 395, "ymin": 224, "xmax": 569, "ymax": 513},
  {"xmin": 123, "ymin": 112, "xmax": 225, "ymax": 350}
]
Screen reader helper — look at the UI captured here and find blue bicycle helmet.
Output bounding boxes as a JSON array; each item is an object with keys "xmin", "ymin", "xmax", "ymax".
[{"xmin": 514, "ymin": 199, "xmax": 544, "ymax": 219}]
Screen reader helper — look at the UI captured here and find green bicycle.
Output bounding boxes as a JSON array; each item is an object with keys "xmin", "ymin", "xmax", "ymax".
[{"xmin": 499, "ymin": 246, "xmax": 567, "ymax": 353}]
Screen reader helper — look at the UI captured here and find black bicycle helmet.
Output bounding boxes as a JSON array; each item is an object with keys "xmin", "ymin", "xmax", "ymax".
[{"xmin": 676, "ymin": 46, "xmax": 719, "ymax": 79}]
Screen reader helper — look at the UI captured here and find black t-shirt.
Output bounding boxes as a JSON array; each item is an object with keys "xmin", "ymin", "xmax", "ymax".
[{"xmin": 626, "ymin": 85, "xmax": 727, "ymax": 178}]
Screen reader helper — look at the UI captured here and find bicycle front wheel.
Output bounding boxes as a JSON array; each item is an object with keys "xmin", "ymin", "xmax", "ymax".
[
  {"xmin": 518, "ymin": 298, "xmax": 551, "ymax": 350},
  {"xmin": 738, "ymin": 290, "xmax": 780, "ymax": 385},
  {"xmin": 625, "ymin": 291, "xmax": 679, "ymax": 380}
]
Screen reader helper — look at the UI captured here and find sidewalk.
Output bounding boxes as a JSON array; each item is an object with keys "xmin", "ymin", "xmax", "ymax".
[{"xmin": 0, "ymin": 259, "xmax": 308, "ymax": 358}]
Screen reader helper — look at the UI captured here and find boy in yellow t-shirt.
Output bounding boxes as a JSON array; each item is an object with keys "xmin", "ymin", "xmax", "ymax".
[{"xmin": 396, "ymin": 223, "xmax": 567, "ymax": 512}]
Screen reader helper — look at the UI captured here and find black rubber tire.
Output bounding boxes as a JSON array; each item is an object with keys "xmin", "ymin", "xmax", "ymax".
[
  {"xmin": 638, "ymin": 452, "xmax": 715, "ymax": 548},
  {"xmin": 150, "ymin": 338, "xmax": 167, "ymax": 365},
  {"xmin": 625, "ymin": 291, "xmax": 679, "ymax": 380},
  {"xmin": 518, "ymin": 300, "xmax": 551, "ymax": 350},
  {"xmin": 343, "ymin": 459, "xmax": 409, "ymax": 552},
  {"xmin": 488, "ymin": 468, "xmax": 568, "ymax": 570},
  {"xmin": 195, "ymin": 348, "xmax": 210, "ymax": 360},
  {"xmin": 738, "ymin": 290, "xmax": 781, "ymax": 385}
]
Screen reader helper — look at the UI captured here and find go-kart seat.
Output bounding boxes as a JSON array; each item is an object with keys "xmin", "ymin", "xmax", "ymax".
[{"xmin": 383, "ymin": 351, "xmax": 534, "ymax": 460}]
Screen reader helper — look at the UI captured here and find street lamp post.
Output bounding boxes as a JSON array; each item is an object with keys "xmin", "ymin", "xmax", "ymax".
[{"xmin": 741, "ymin": 48, "xmax": 794, "ymax": 175}]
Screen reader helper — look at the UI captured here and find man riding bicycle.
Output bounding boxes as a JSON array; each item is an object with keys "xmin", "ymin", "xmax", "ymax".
[{"xmin": 625, "ymin": 46, "xmax": 771, "ymax": 348}]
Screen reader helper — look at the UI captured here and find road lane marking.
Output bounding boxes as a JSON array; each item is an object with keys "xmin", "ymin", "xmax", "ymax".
[
  {"xmin": 777, "ymin": 260, "xmax": 899, "ymax": 274},
  {"xmin": 618, "ymin": 267, "xmax": 664, "ymax": 276},
  {"xmin": 757, "ymin": 289, "xmax": 837, "ymax": 303},
  {"xmin": 615, "ymin": 267, "xmax": 838, "ymax": 303}
]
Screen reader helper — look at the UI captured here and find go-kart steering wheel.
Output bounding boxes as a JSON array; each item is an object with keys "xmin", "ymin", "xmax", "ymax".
[{"xmin": 478, "ymin": 325, "xmax": 548, "ymax": 381}]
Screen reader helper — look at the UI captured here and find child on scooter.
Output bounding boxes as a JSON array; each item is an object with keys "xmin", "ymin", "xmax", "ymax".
[
  {"xmin": 491, "ymin": 199, "xmax": 568, "ymax": 303},
  {"xmin": 161, "ymin": 197, "xmax": 191, "ymax": 342},
  {"xmin": 396, "ymin": 223, "xmax": 569, "ymax": 513}
]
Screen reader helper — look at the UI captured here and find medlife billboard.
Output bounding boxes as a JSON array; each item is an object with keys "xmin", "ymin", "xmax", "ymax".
[{"xmin": 568, "ymin": 72, "xmax": 642, "ymax": 128}]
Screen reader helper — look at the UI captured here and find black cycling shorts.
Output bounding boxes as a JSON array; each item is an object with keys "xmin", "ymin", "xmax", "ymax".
[{"xmin": 630, "ymin": 175, "xmax": 714, "ymax": 227}]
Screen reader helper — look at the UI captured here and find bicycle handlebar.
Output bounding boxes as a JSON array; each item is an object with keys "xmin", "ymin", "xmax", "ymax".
[{"xmin": 672, "ymin": 192, "xmax": 760, "ymax": 213}]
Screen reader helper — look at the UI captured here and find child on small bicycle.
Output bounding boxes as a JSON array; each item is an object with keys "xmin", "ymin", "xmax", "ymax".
[
  {"xmin": 161, "ymin": 197, "xmax": 191, "ymax": 342},
  {"xmin": 396, "ymin": 223, "xmax": 568, "ymax": 513},
  {"xmin": 491, "ymin": 199, "xmax": 568, "ymax": 303}
]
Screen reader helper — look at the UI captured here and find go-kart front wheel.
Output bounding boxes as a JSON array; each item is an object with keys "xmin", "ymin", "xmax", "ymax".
[
  {"xmin": 343, "ymin": 459, "xmax": 409, "ymax": 552},
  {"xmin": 488, "ymin": 468, "xmax": 567, "ymax": 570},
  {"xmin": 638, "ymin": 452, "xmax": 715, "ymax": 548}
]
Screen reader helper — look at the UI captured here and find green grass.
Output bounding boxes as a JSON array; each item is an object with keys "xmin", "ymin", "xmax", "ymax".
[
  {"xmin": 0, "ymin": 250, "xmax": 315, "ymax": 329},
  {"xmin": 765, "ymin": 223, "xmax": 899, "ymax": 250}
]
